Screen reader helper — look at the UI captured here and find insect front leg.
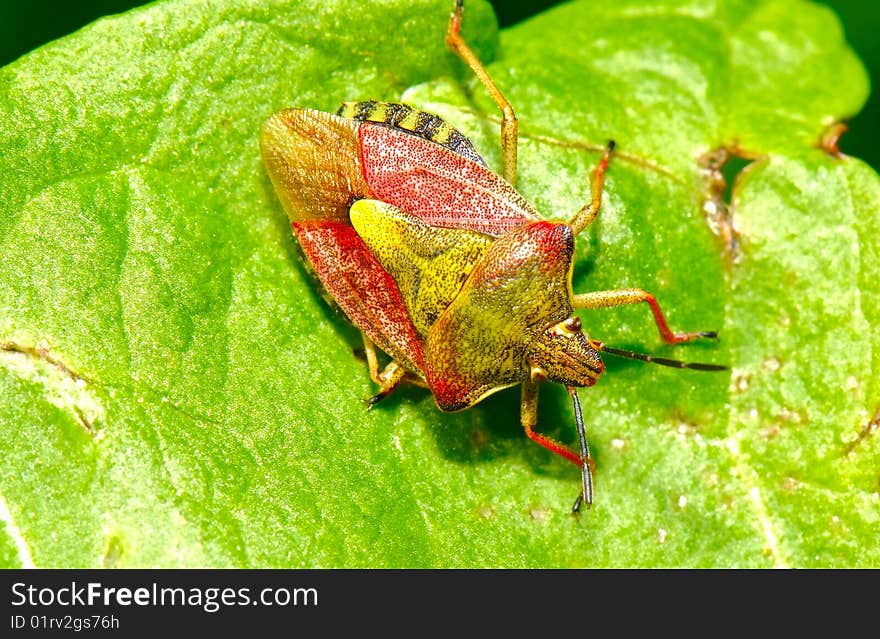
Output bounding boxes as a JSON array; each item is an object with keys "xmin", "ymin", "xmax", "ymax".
[
  {"xmin": 572, "ymin": 289, "xmax": 718, "ymax": 344},
  {"xmin": 521, "ymin": 379, "xmax": 594, "ymax": 511},
  {"xmin": 446, "ymin": 0, "xmax": 518, "ymax": 186}
]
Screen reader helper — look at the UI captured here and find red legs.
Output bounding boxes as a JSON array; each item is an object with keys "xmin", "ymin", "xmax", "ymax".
[
  {"xmin": 446, "ymin": 0, "xmax": 519, "ymax": 186},
  {"xmin": 568, "ymin": 143, "xmax": 716, "ymax": 346},
  {"xmin": 448, "ymin": 2, "xmax": 717, "ymax": 511},
  {"xmin": 520, "ymin": 297, "xmax": 721, "ymax": 513},
  {"xmin": 573, "ymin": 289, "xmax": 717, "ymax": 345},
  {"xmin": 521, "ymin": 380, "xmax": 595, "ymax": 513}
]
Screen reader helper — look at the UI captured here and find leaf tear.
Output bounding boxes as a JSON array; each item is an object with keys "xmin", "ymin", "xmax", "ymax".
[{"xmin": 698, "ymin": 147, "xmax": 746, "ymax": 262}]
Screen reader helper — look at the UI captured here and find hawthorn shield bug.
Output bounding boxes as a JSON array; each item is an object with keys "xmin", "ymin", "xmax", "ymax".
[{"xmin": 260, "ymin": 0, "xmax": 724, "ymax": 511}]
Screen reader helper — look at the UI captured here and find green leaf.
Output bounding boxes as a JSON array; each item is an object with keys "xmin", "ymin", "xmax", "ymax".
[{"xmin": 1, "ymin": 0, "xmax": 876, "ymax": 567}]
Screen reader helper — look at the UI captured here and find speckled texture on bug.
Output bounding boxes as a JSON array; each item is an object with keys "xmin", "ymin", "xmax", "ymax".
[
  {"xmin": 350, "ymin": 199, "xmax": 492, "ymax": 337},
  {"xmin": 425, "ymin": 222, "xmax": 575, "ymax": 410},
  {"xmin": 359, "ymin": 123, "xmax": 540, "ymax": 237},
  {"xmin": 292, "ymin": 220, "xmax": 425, "ymax": 374}
]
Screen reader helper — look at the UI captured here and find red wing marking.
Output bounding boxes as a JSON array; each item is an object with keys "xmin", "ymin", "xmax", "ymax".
[
  {"xmin": 293, "ymin": 220, "xmax": 425, "ymax": 374},
  {"xmin": 359, "ymin": 123, "xmax": 540, "ymax": 237}
]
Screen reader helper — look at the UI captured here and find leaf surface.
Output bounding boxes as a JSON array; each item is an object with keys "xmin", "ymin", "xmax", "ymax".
[{"xmin": 1, "ymin": 0, "xmax": 876, "ymax": 567}]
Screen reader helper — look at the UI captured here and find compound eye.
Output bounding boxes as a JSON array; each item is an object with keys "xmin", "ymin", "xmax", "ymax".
[
  {"xmin": 549, "ymin": 316, "xmax": 582, "ymax": 336},
  {"xmin": 563, "ymin": 316, "xmax": 582, "ymax": 333}
]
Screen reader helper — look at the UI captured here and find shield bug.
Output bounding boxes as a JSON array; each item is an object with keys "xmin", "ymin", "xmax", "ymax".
[{"xmin": 260, "ymin": 0, "xmax": 725, "ymax": 512}]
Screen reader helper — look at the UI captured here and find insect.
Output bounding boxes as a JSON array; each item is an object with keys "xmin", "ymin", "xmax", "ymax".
[{"xmin": 260, "ymin": 0, "xmax": 724, "ymax": 512}]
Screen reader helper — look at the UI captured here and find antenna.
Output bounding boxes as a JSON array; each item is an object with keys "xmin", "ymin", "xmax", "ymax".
[
  {"xmin": 567, "ymin": 386, "xmax": 593, "ymax": 513},
  {"xmin": 589, "ymin": 339, "xmax": 727, "ymax": 372}
]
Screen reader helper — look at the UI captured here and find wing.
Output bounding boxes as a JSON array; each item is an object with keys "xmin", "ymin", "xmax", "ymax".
[
  {"xmin": 261, "ymin": 109, "xmax": 425, "ymax": 374},
  {"xmin": 261, "ymin": 108, "xmax": 370, "ymax": 225},
  {"xmin": 293, "ymin": 220, "xmax": 425, "ymax": 375},
  {"xmin": 358, "ymin": 122, "xmax": 541, "ymax": 237}
]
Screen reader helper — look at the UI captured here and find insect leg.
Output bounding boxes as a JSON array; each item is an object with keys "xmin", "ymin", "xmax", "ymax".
[
  {"xmin": 572, "ymin": 289, "xmax": 718, "ymax": 344},
  {"xmin": 568, "ymin": 141, "xmax": 615, "ymax": 236},
  {"xmin": 360, "ymin": 332, "xmax": 384, "ymax": 385},
  {"xmin": 366, "ymin": 361, "xmax": 407, "ymax": 407},
  {"xmin": 359, "ymin": 332, "xmax": 406, "ymax": 406},
  {"xmin": 360, "ymin": 333, "xmax": 429, "ymax": 403},
  {"xmin": 521, "ymin": 380, "xmax": 594, "ymax": 510},
  {"xmin": 446, "ymin": 0, "xmax": 519, "ymax": 186}
]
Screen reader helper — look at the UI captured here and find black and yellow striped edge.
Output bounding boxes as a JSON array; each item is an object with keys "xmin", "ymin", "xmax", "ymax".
[{"xmin": 337, "ymin": 100, "xmax": 486, "ymax": 166}]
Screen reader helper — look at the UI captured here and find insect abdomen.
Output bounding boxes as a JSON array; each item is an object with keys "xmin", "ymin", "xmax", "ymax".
[{"xmin": 337, "ymin": 100, "xmax": 486, "ymax": 166}]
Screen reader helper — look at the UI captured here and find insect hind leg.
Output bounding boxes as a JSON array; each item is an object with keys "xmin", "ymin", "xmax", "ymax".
[
  {"xmin": 569, "ymin": 141, "xmax": 615, "ymax": 237},
  {"xmin": 446, "ymin": 0, "xmax": 519, "ymax": 186},
  {"xmin": 360, "ymin": 333, "xmax": 427, "ymax": 407}
]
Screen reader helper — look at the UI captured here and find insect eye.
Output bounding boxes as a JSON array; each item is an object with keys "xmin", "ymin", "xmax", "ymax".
[
  {"xmin": 563, "ymin": 316, "xmax": 582, "ymax": 333},
  {"xmin": 549, "ymin": 316, "xmax": 582, "ymax": 336}
]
